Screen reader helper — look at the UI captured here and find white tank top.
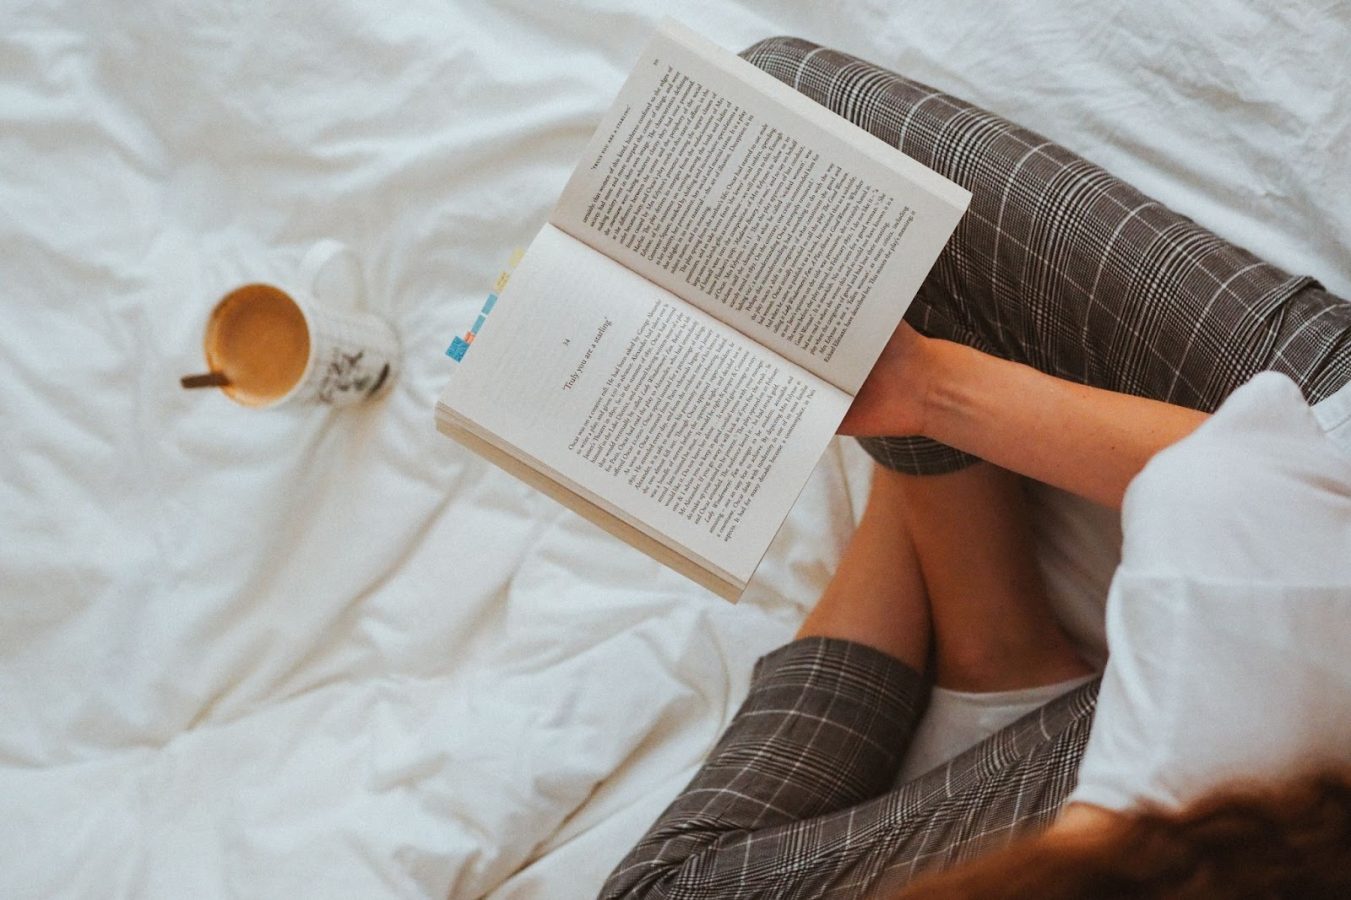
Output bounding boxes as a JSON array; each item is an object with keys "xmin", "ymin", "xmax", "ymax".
[{"xmin": 1069, "ymin": 372, "xmax": 1351, "ymax": 812}]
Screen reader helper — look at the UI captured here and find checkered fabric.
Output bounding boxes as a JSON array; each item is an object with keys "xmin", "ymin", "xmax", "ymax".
[
  {"xmin": 599, "ymin": 638, "xmax": 1097, "ymax": 899},
  {"xmin": 740, "ymin": 37, "xmax": 1351, "ymax": 474},
  {"xmin": 600, "ymin": 36, "xmax": 1351, "ymax": 900}
]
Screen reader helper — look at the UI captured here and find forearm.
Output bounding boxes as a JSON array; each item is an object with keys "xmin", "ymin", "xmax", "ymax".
[{"xmin": 921, "ymin": 339, "xmax": 1208, "ymax": 508}]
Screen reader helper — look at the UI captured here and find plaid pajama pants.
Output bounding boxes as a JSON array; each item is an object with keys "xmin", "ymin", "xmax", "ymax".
[
  {"xmin": 747, "ymin": 37, "xmax": 1350, "ymax": 474},
  {"xmin": 600, "ymin": 36, "xmax": 1351, "ymax": 900},
  {"xmin": 600, "ymin": 639, "xmax": 1096, "ymax": 899}
]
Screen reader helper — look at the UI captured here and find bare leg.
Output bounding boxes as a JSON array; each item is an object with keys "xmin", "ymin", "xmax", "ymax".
[
  {"xmin": 899, "ymin": 462, "xmax": 1091, "ymax": 691},
  {"xmin": 796, "ymin": 464, "xmax": 929, "ymax": 672},
  {"xmin": 798, "ymin": 462, "xmax": 1090, "ymax": 691}
]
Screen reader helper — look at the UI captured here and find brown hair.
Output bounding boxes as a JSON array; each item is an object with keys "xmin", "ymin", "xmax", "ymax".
[{"xmin": 895, "ymin": 770, "xmax": 1351, "ymax": 899}]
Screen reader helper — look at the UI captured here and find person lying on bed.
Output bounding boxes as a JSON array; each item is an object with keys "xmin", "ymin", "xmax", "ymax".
[{"xmin": 597, "ymin": 35, "xmax": 1351, "ymax": 900}]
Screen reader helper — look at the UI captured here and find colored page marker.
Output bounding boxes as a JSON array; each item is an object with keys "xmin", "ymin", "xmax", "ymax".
[{"xmin": 448, "ymin": 250, "xmax": 523, "ymax": 363}]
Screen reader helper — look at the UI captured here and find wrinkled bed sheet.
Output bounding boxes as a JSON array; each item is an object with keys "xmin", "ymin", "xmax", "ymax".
[{"xmin": 2, "ymin": 1, "xmax": 1347, "ymax": 898}]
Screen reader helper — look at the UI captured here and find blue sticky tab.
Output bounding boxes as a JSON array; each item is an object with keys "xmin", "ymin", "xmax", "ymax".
[
  {"xmin": 446, "ymin": 337, "xmax": 469, "ymax": 361},
  {"xmin": 482, "ymin": 293, "xmax": 498, "ymax": 313},
  {"xmin": 473, "ymin": 314, "xmax": 486, "ymax": 333}
]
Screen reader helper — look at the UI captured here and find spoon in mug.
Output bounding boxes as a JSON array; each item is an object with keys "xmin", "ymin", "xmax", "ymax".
[{"xmin": 180, "ymin": 372, "xmax": 231, "ymax": 389}]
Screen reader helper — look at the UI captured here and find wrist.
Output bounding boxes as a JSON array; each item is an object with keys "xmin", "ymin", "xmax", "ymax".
[{"xmin": 918, "ymin": 337, "xmax": 980, "ymax": 440}]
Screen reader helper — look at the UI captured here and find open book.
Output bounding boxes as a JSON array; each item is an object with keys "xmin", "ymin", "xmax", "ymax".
[{"xmin": 436, "ymin": 21, "xmax": 970, "ymax": 600}]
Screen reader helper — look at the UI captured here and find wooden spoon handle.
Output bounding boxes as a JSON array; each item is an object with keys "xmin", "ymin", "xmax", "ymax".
[{"xmin": 180, "ymin": 372, "xmax": 231, "ymax": 389}]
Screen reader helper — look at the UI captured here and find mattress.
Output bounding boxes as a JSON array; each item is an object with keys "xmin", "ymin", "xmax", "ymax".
[{"xmin": 2, "ymin": 1, "xmax": 1347, "ymax": 897}]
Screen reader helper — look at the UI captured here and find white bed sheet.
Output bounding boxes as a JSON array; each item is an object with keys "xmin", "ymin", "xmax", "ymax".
[{"xmin": 1, "ymin": 1, "xmax": 1346, "ymax": 898}]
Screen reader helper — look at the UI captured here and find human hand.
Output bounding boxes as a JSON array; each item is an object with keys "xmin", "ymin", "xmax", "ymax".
[{"xmin": 838, "ymin": 322, "xmax": 932, "ymax": 436}]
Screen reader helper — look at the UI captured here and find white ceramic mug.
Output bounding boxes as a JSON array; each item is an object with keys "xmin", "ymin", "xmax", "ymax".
[{"xmin": 190, "ymin": 241, "xmax": 399, "ymax": 408}]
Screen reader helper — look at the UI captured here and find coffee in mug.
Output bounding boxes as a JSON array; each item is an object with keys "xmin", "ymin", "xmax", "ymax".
[{"xmin": 182, "ymin": 242, "xmax": 399, "ymax": 407}]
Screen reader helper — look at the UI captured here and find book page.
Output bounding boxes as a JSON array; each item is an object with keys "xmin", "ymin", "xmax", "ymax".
[
  {"xmin": 438, "ymin": 224, "xmax": 851, "ymax": 589},
  {"xmin": 553, "ymin": 21, "xmax": 970, "ymax": 395}
]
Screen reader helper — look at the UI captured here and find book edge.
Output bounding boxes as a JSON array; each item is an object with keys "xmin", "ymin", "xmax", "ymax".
[{"xmin": 434, "ymin": 404, "xmax": 746, "ymax": 603}]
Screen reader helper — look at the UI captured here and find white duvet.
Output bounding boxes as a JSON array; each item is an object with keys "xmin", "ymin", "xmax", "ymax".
[{"xmin": 2, "ymin": 1, "xmax": 1346, "ymax": 898}]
